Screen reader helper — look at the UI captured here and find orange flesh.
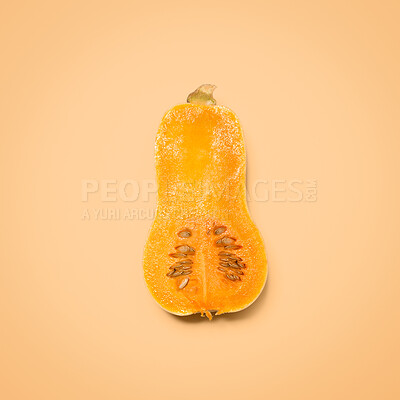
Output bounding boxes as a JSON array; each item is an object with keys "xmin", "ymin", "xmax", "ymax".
[{"xmin": 143, "ymin": 103, "xmax": 267, "ymax": 318}]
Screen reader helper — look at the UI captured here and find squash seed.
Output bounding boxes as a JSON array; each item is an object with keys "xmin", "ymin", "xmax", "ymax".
[
  {"xmin": 171, "ymin": 270, "xmax": 184, "ymax": 277},
  {"xmin": 214, "ymin": 226, "xmax": 227, "ymax": 235},
  {"xmin": 226, "ymin": 263, "xmax": 241, "ymax": 269},
  {"xmin": 236, "ymin": 262, "xmax": 246, "ymax": 268},
  {"xmin": 220, "ymin": 262, "xmax": 230, "ymax": 267},
  {"xmin": 217, "ymin": 267, "xmax": 227, "ymax": 272},
  {"xmin": 176, "ymin": 245, "xmax": 195, "ymax": 254},
  {"xmin": 170, "ymin": 260, "xmax": 193, "ymax": 269},
  {"xmin": 180, "ymin": 270, "xmax": 192, "ymax": 275},
  {"xmin": 178, "ymin": 229, "xmax": 191, "ymax": 238},
  {"xmin": 175, "ymin": 265, "xmax": 192, "ymax": 271},
  {"xmin": 179, "ymin": 278, "xmax": 189, "ymax": 289},
  {"xmin": 179, "ymin": 259, "xmax": 193, "ymax": 264},
  {"xmin": 166, "ymin": 270, "xmax": 175, "ymax": 277},
  {"xmin": 216, "ymin": 237, "xmax": 235, "ymax": 247},
  {"xmin": 224, "ymin": 245, "xmax": 242, "ymax": 250},
  {"xmin": 218, "ymin": 251, "xmax": 234, "ymax": 257},
  {"xmin": 169, "ymin": 253, "xmax": 187, "ymax": 258},
  {"xmin": 221, "ymin": 237, "xmax": 236, "ymax": 245},
  {"xmin": 225, "ymin": 273, "xmax": 238, "ymax": 281},
  {"xmin": 234, "ymin": 269, "xmax": 244, "ymax": 275},
  {"xmin": 175, "ymin": 245, "xmax": 190, "ymax": 253}
]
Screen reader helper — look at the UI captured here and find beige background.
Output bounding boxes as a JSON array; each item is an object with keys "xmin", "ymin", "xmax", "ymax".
[{"xmin": 1, "ymin": 1, "xmax": 399, "ymax": 399}]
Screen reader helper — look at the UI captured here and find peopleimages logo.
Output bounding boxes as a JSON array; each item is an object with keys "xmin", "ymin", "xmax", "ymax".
[{"xmin": 80, "ymin": 178, "xmax": 318, "ymax": 221}]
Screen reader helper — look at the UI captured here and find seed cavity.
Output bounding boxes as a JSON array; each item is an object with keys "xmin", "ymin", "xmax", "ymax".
[
  {"xmin": 179, "ymin": 278, "xmax": 189, "ymax": 289},
  {"xmin": 216, "ymin": 237, "xmax": 246, "ymax": 280},
  {"xmin": 168, "ymin": 251, "xmax": 194, "ymax": 280},
  {"xmin": 178, "ymin": 229, "xmax": 191, "ymax": 238},
  {"xmin": 214, "ymin": 226, "xmax": 227, "ymax": 235},
  {"xmin": 173, "ymin": 228, "xmax": 246, "ymax": 284}
]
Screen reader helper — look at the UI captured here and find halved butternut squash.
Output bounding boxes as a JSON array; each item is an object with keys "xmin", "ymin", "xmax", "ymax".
[{"xmin": 143, "ymin": 85, "xmax": 267, "ymax": 319}]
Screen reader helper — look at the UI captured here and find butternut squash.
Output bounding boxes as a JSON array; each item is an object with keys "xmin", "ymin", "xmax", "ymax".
[{"xmin": 143, "ymin": 85, "xmax": 267, "ymax": 319}]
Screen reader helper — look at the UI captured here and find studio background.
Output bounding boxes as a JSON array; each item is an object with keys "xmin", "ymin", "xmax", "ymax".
[{"xmin": 1, "ymin": 1, "xmax": 399, "ymax": 399}]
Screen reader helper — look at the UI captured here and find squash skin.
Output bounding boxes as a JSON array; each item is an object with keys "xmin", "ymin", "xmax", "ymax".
[{"xmin": 143, "ymin": 103, "xmax": 267, "ymax": 318}]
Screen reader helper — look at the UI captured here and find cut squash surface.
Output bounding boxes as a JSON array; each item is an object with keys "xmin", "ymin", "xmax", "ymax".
[{"xmin": 143, "ymin": 86, "xmax": 267, "ymax": 319}]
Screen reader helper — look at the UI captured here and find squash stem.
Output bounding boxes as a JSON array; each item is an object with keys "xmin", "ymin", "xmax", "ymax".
[{"xmin": 187, "ymin": 84, "xmax": 217, "ymax": 105}]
